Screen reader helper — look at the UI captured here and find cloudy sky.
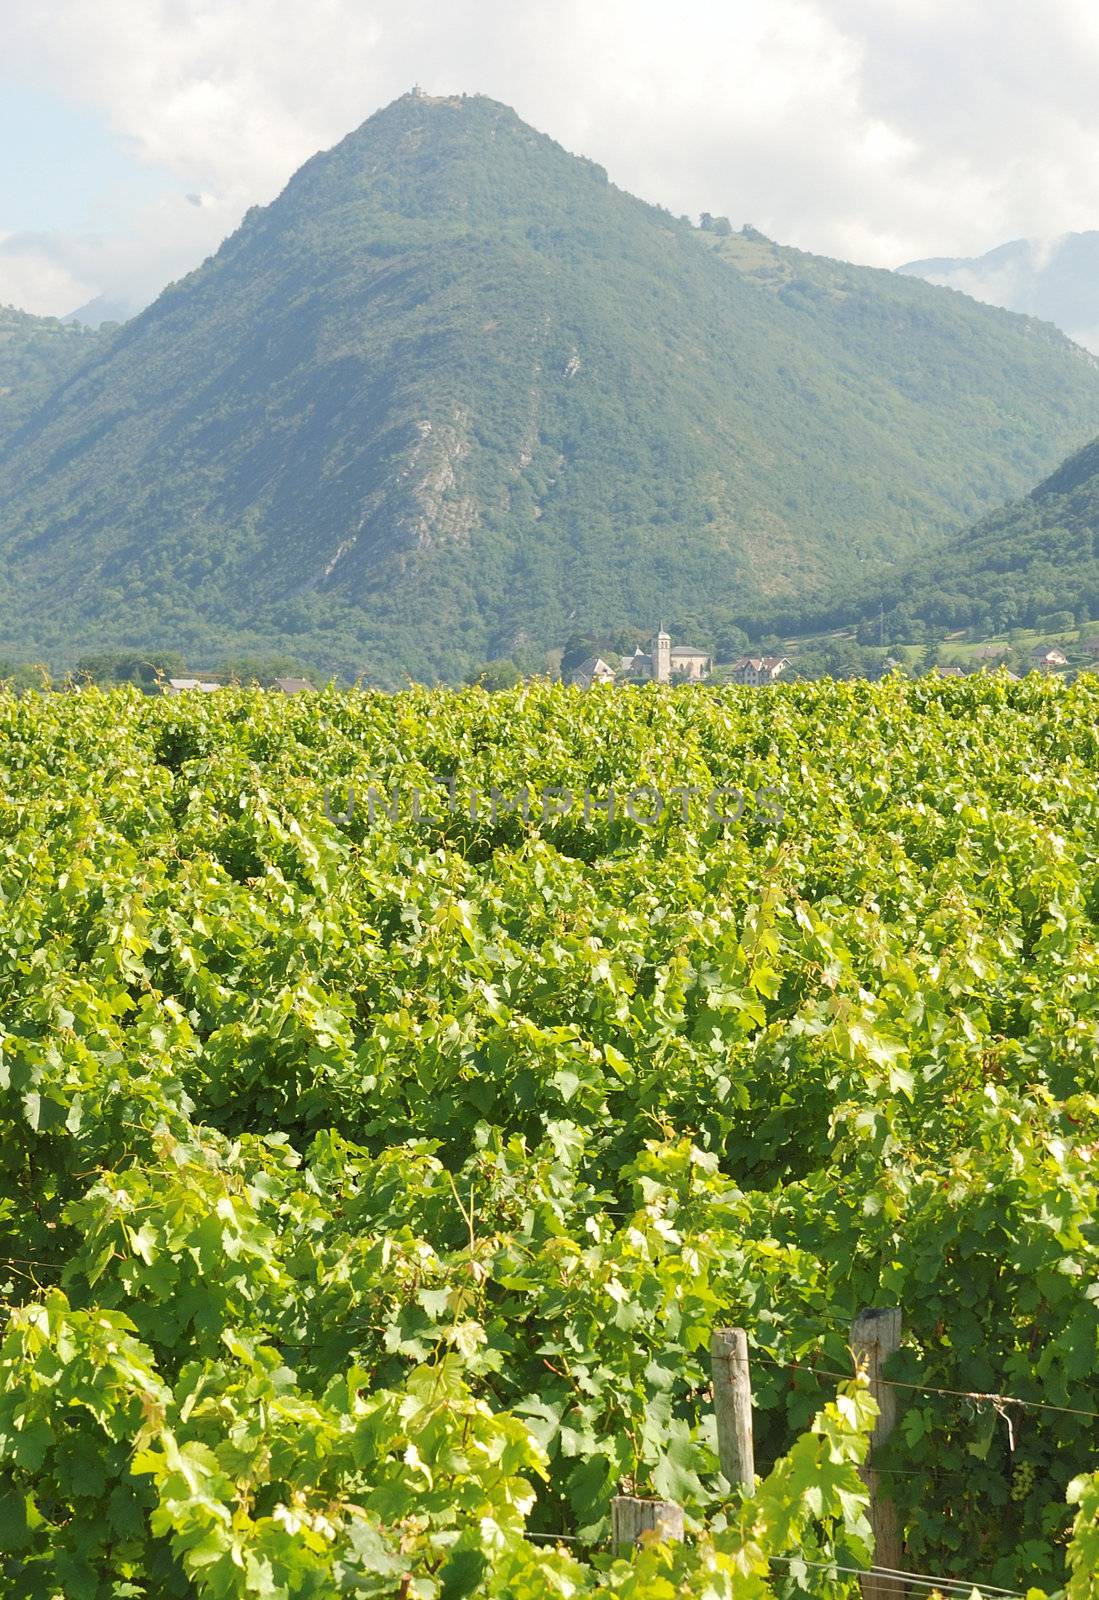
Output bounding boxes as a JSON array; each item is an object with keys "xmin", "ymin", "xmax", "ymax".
[{"xmin": 5, "ymin": 0, "xmax": 1099, "ymax": 319}]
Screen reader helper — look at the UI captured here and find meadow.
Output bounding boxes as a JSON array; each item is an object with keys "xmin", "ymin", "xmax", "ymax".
[{"xmin": 1, "ymin": 678, "xmax": 1097, "ymax": 1598}]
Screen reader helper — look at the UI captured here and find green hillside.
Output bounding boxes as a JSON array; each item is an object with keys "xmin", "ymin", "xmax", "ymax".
[
  {"xmin": 0, "ymin": 305, "xmax": 104, "ymax": 447},
  {"xmin": 3, "ymin": 93, "xmax": 1099, "ymax": 682},
  {"xmin": 901, "ymin": 230, "xmax": 1099, "ymax": 354},
  {"xmin": 845, "ymin": 434, "xmax": 1099, "ymax": 637}
]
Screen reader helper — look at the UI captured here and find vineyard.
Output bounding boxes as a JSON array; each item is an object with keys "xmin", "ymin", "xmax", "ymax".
[{"xmin": 1, "ymin": 677, "xmax": 1098, "ymax": 1598}]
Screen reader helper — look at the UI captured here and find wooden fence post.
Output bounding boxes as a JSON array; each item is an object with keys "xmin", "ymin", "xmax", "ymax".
[
  {"xmin": 851, "ymin": 1307, "xmax": 905, "ymax": 1600},
  {"xmin": 611, "ymin": 1496, "xmax": 684, "ymax": 1547},
  {"xmin": 710, "ymin": 1327, "xmax": 755, "ymax": 1491}
]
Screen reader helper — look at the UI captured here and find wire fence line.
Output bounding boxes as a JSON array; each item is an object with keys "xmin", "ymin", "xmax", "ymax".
[
  {"xmin": 768, "ymin": 1552, "xmax": 1026, "ymax": 1599},
  {"xmin": 752, "ymin": 1352, "xmax": 1099, "ymax": 1422},
  {"xmin": 523, "ymin": 1537, "xmax": 1026, "ymax": 1599}
]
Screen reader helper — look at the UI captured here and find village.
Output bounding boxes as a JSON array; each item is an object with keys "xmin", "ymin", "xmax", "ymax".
[
  {"xmin": 565, "ymin": 628, "xmax": 790, "ymax": 688},
  {"xmin": 561, "ymin": 628, "xmax": 1090, "ymax": 689},
  {"xmin": 161, "ymin": 637, "xmax": 1082, "ymax": 692},
  {"xmin": 16, "ymin": 630, "xmax": 1093, "ymax": 697}
]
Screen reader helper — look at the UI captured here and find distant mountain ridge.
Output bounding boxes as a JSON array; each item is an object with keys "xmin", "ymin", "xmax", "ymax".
[
  {"xmin": 61, "ymin": 293, "xmax": 139, "ymax": 330},
  {"xmin": 900, "ymin": 232, "xmax": 1099, "ymax": 354},
  {"xmin": 3, "ymin": 92, "xmax": 1099, "ymax": 682}
]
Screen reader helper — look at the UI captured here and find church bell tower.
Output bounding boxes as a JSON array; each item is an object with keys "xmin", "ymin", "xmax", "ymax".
[{"xmin": 653, "ymin": 625, "xmax": 671, "ymax": 684}]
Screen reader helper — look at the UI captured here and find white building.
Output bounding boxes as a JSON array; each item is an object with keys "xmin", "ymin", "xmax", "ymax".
[
  {"xmin": 567, "ymin": 655, "xmax": 617, "ymax": 689},
  {"xmin": 669, "ymin": 643, "xmax": 714, "ymax": 680},
  {"xmin": 164, "ymin": 677, "xmax": 220, "ymax": 693},
  {"xmin": 728, "ymin": 655, "xmax": 789, "ymax": 686}
]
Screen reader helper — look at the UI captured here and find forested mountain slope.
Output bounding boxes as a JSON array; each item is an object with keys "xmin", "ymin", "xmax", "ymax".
[
  {"xmin": 901, "ymin": 230, "xmax": 1099, "ymax": 354},
  {"xmin": 852, "ymin": 433, "xmax": 1099, "ymax": 635},
  {"xmin": 2, "ymin": 94, "xmax": 1099, "ymax": 680},
  {"xmin": 0, "ymin": 305, "xmax": 104, "ymax": 448}
]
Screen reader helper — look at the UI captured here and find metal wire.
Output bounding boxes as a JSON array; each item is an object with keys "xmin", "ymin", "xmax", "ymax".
[
  {"xmin": 754, "ymin": 1353, "xmax": 1099, "ymax": 1422},
  {"xmin": 768, "ymin": 1552, "xmax": 1026, "ymax": 1598}
]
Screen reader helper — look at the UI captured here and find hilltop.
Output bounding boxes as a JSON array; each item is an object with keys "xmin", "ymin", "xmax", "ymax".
[{"xmin": 3, "ymin": 94, "xmax": 1099, "ymax": 681}]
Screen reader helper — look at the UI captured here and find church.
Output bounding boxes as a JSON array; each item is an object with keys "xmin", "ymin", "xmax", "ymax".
[{"xmin": 568, "ymin": 629, "xmax": 713, "ymax": 687}]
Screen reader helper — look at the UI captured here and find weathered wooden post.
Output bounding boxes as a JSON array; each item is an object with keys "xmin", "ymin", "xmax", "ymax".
[
  {"xmin": 851, "ymin": 1307, "xmax": 905, "ymax": 1600},
  {"xmin": 710, "ymin": 1327, "xmax": 755, "ymax": 1491},
  {"xmin": 610, "ymin": 1496, "xmax": 684, "ymax": 1547}
]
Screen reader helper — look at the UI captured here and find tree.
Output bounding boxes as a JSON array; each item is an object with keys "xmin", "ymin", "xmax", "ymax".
[
  {"xmin": 714, "ymin": 624, "xmax": 749, "ymax": 661},
  {"xmin": 220, "ymin": 654, "xmax": 317, "ymax": 686},
  {"xmin": 917, "ymin": 642, "xmax": 940, "ymax": 676},
  {"xmin": 73, "ymin": 651, "xmax": 185, "ymax": 689},
  {"xmin": 1, "ymin": 661, "xmax": 52, "ymax": 694},
  {"xmin": 467, "ymin": 659, "xmax": 522, "ymax": 691}
]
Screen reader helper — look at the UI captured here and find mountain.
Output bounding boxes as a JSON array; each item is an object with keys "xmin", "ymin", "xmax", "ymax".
[
  {"xmin": 857, "ymin": 433, "xmax": 1099, "ymax": 637},
  {"xmin": 0, "ymin": 305, "xmax": 104, "ymax": 448},
  {"xmin": 4, "ymin": 94, "xmax": 1099, "ymax": 682},
  {"xmin": 62, "ymin": 293, "xmax": 139, "ymax": 330},
  {"xmin": 900, "ymin": 233, "xmax": 1099, "ymax": 355}
]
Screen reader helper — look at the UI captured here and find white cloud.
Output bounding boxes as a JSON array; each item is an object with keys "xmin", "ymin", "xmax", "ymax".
[
  {"xmin": 6, "ymin": 0, "xmax": 1099, "ymax": 315},
  {"xmin": 0, "ymin": 233, "xmax": 94, "ymax": 317},
  {"xmin": 0, "ymin": 190, "xmax": 243, "ymax": 319}
]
